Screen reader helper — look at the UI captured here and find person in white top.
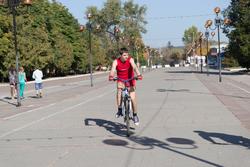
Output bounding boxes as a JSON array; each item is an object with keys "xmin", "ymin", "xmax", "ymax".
[{"xmin": 32, "ymin": 68, "xmax": 43, "ymax": 98}]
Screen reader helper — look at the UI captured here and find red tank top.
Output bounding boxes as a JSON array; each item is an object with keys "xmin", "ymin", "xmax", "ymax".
[{"xmin": 116, "ymin": 56, "xmax": 135, "ymax": 86}]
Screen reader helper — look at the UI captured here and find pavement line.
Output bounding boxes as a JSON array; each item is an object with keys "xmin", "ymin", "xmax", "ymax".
[
  {"xmin": 0, "ymin": 71, "xmax": 109, "ymax": 87},
  {"xmin": 47, "ymin": 150, "xmax": 70, "ymax": 167},
  {"xmin": 0, "ymin": 89, "xmax": 114, "ymax": 139},
  {"xmin": 227, "ymin": 82, "xmax": 250, "ymax": 94},
  {"xmin": 0, "ymin": 76, "xmax": 107, "ymax": 99},
  {"xmin": 3, "ymin": 103, "xmax": 56, "ymax": 120}
]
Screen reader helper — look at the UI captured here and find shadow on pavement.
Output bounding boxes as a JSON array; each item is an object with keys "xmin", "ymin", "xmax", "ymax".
[
  {"xmin": 84, "ymin": 118, "xmax": 133, "ymax": 137},
  {"xmin": 0, "ymin": 97, "xmax": 17, "ymax": 107},
  {"xmin": 165, "ymin": 78, "xmax": 184, "ymax": 81},
  {"xmin": 0, "ymin": 136, "xmax": 88, "ymax": 142},
  {"xmin": 85, "ymin": 118, "xmax": 223, "ymax": 167},
  {"xmin": 194, "ymin": 130, "xmax": 250, "ymax": 149},
  {"xmin": 166, "ymin": 137, "xmax": 197, "ymax": 149},
  {"xmin": 28, "ymin": 95, "xmax": 41, "ymax": 99},
  {"xmin": 128, "ymin": 136, "xmax": 222, "ymax": 166},
  {"xmin": 157, "ymin": 88, "xmax": 190, "ymax": 92}
]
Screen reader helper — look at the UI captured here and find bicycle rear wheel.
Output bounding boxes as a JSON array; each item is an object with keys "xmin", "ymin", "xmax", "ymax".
[{"xmin": 124, "ymin": 99, "xmax": 130, "ymax": 137}]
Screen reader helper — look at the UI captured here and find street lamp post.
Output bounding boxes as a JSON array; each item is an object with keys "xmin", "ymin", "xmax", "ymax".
[
  {"xmin": 136, "ymin": 46, "xmax": 139, "ymax": 67},
  {"xmin": 131, "ymin": 36, "xmax": 140, "ymax": 67},
  {"xmin": 131, "ymin": 36, "xmax": 135, "ymax": 59},
  {"xmin": 206, "ymin": 7, "xmax": 231, "ymax": 82},
  {"xmin": 132, "ymin": 45, "xmax": 136, "ymax": 61},
  {"xmin": 146, "ymin": 46, "xmax": 150, "ymax": 67},
  {"xmin": 86, "ymin": 13, "xmax": 93, "ymax": 87},
  {"xmin": 0, "ymin": 0, "xmax": 32, "ymax": 106},
  {"xmin": 149, "ymin": 49, "xmax": 153, "ymax": 69},
  {"xmin": 194, "ymin": 40, "xmax": 199, "ymax": 71},
  {"xmin": 113, "ymin": 26, "xmax": 120, "ymax": 51},
  {"xmin": 80, "ymin": 15, "xmax": 121, "ymax": 87},
  {"xmin": 198, "ymin": 32, "xmax": 203, "ymax": 73},
  {"xmin": 106, "ymin": 25, "xmax": 121, "ymax": 56},
  {"xmin": 204, "ymin": 24, "xmax": 216, "ymax": 76},
  {"xmin": 204, "ymin": 26, "xmax": 210, "ymax": 76}
]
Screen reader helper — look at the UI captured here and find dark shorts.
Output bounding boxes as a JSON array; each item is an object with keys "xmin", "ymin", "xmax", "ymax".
[
  {"xmin": 10, "ymin": 81, "xmax": 16, "ymax": 85},
  {"xmin": 35, "ymin": 83, "xmax": 43, "ymax": 90}
]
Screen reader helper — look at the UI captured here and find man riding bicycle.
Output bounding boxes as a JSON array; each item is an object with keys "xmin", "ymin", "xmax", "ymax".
[{"xmin": 109, "ymin": 47, "xmax": 142, "ymax": 125}]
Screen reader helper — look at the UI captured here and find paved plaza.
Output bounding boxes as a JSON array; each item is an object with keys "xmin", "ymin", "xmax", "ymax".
[{"xmin": 0, "ymin": 67, "xmax": 249, "ymax": 167}]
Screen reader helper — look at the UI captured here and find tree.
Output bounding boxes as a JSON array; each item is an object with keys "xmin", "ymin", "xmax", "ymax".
[
  {"xmin": 182, "ymin": 26, "xmax": 200, "ymax": 58},
  {"xmin": 170, "ymin": 52, "xmax": 182, "ymax": 63},
  {"xmin": 225, "ymin": 0, "xmax": 250, "ymax": 69},
  {"xmin": 84, "ymin": 0, "xmax": 147, "ymax": 65},
  {"xmin": 182, "ymin": 26, "xmax": 199, "ymax": 45},
  {"xmin": 18, "ymin": 26, "xmax": 53, "ymax": 77},
  {"xmin": 0, "ymin": 0, "xmax": 88, "ymax": 81},
  {"xmin": 0, "ymin": 0, "xmax": 148, "ymax": 81},
  {"xmin": 85, "ymin": 1, "xmax": 122, "ymax": 63},
  {"xmin": 0, "ymin": 14, "xmax": 12, "ymax": 81},
  {"xmin": 167, "ymin": 41, "xmax": 173, "ymax": 50},
  {"xmin": 122, "ymin": 0, "xmax": 147, "ymax": 52}
]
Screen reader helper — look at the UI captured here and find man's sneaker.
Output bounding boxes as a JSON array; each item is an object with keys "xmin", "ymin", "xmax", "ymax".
[
  {"xmin": 133, "ymin": 115, "xmax": 139, "ymax": 126},
  {"xmin": 115, "ymin": 107, "xmax": 123, "ymax": 118}
]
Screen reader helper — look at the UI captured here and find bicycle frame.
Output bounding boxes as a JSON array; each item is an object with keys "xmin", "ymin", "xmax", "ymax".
[
  {"xmin": 114, "ymin": 77, "xmax": 137, "ymax": 137},
  {"xmin": 121, "ymin": 86, "xmax": 132, "ymax": 136}
]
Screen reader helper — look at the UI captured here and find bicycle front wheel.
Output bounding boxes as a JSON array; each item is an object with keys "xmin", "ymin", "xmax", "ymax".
[{"xmin": 124, "ymin": 99, "xmax": 130, "ymax": 137}]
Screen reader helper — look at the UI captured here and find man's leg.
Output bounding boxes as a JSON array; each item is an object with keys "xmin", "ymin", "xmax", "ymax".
[
  {"xmin": 35, "ymin": 83, "xmax": 39, "ymax": 96},
  {"xmin": 10, "ymin": 85, "xmax": 14, "ymax": 99},
  {"xmin": 20, "ymin": 83, "xmax": 25, "ymax": 98},
  {"xmin": 116, "ymin": 82, "xmax": 124, "ymax": 117},
  {"xmin": 130, "ymin": 87, "xmax": 139, "ymax": 125},
  {"xmin": 130, "ymin": 91, "xmax": 137, "ymax": 114},
  {"xmin": 39, "ymin": 83, "xmax": 43, "ymax": 97},
  {"xmin": 116, "ymin": 88, "xmax": 122, "ymax": 108}
]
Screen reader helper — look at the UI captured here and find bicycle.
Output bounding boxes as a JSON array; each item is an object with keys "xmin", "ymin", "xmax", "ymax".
[{"xmin": 113, "ymin": 77, "xmax": 138, "ymax": 137}]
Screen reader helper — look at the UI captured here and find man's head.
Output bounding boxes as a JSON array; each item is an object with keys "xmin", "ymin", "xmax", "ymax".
[{"xmin": 119, "ymin": 47, "xmax": 129, "ymax": 62}]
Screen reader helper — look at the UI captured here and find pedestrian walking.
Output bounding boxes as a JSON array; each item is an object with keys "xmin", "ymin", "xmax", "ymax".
[
  {"xmin": 8, "ymin": 66, "xmax": 17, "ymax": 99},
  {"xmin": 32, "ymin": 68, "xmax": 43, "ymax": 98},
  {"xmin": 18, "ymin": 66, "xmax": 27, "ymax": 99}
]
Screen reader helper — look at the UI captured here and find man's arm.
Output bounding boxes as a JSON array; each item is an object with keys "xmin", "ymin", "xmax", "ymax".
[
  {"xmin": 130, "ymin": 58, "xmax": 141, "ymax": 76},
  {"xmin": 40, "ymin": 70, "xmax": 43, "ymax": 79},
  {"xmin": 24, "ymin": 72, "xmax": 27, "ymax": 82},
  {"xmin": 109, "ymin": 60, "xmax": 117, "ymax": 79},
  {"xmin": 32, "ymin": 71, "xmax": 35, "ymax": 79}
]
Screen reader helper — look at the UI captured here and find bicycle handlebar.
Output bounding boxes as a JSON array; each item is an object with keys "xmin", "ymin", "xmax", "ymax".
[{"xmin": 113, "ymin": 76, "xmax": 138, "ymax": 83}]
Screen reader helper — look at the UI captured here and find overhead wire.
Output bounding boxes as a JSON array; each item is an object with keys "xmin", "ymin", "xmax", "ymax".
[{"xmin": 146, "ymin": 14, "xmax": 213, "ymax": 20}]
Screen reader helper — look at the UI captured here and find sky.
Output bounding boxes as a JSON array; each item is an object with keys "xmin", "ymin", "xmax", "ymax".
[{"xmin": 56, "ymin": 0, "xmax": 231, "ymax": 48}]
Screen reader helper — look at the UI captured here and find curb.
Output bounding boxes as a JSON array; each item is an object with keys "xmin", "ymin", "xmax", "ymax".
[{"xmin": 0, "ymin": 71, "xmax": 109, "ymax": 87}]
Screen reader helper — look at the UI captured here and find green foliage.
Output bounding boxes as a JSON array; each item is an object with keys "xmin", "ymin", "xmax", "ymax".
[
  {"xmin": 182, "ymin": 26, "xmax": 203, "ymax": 58},
  {"xmin": 0, "ymin": 0, "xmax": 147, "ymax": 81},
  {"xmin": 0, "ymin": 11, "xmax": 12, "ymax": 81},
  {"xmin": 223, "ymin": 52, "xmax": 239, "ymax": 67},
  {"xmin": 170, "ymin": 52, "xmax": 182, "ymax": 62},
  {"xmin": 182, "ymin": 26, "xmax": 199, "ymax": 45},
  {"xmin": 225, "ymin": 0, "xmax": 250, "ymax": 69},
  {"xmin": 0, "ymin": 0, "xmax": 87, "ymax": 81},
  {"xmin": 86, "ymin": 0, "xmax": 147, "ymax": 61},
  {"xmin": 162, "ymin": 45, "xmax": 184, "ymax": 65}
]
